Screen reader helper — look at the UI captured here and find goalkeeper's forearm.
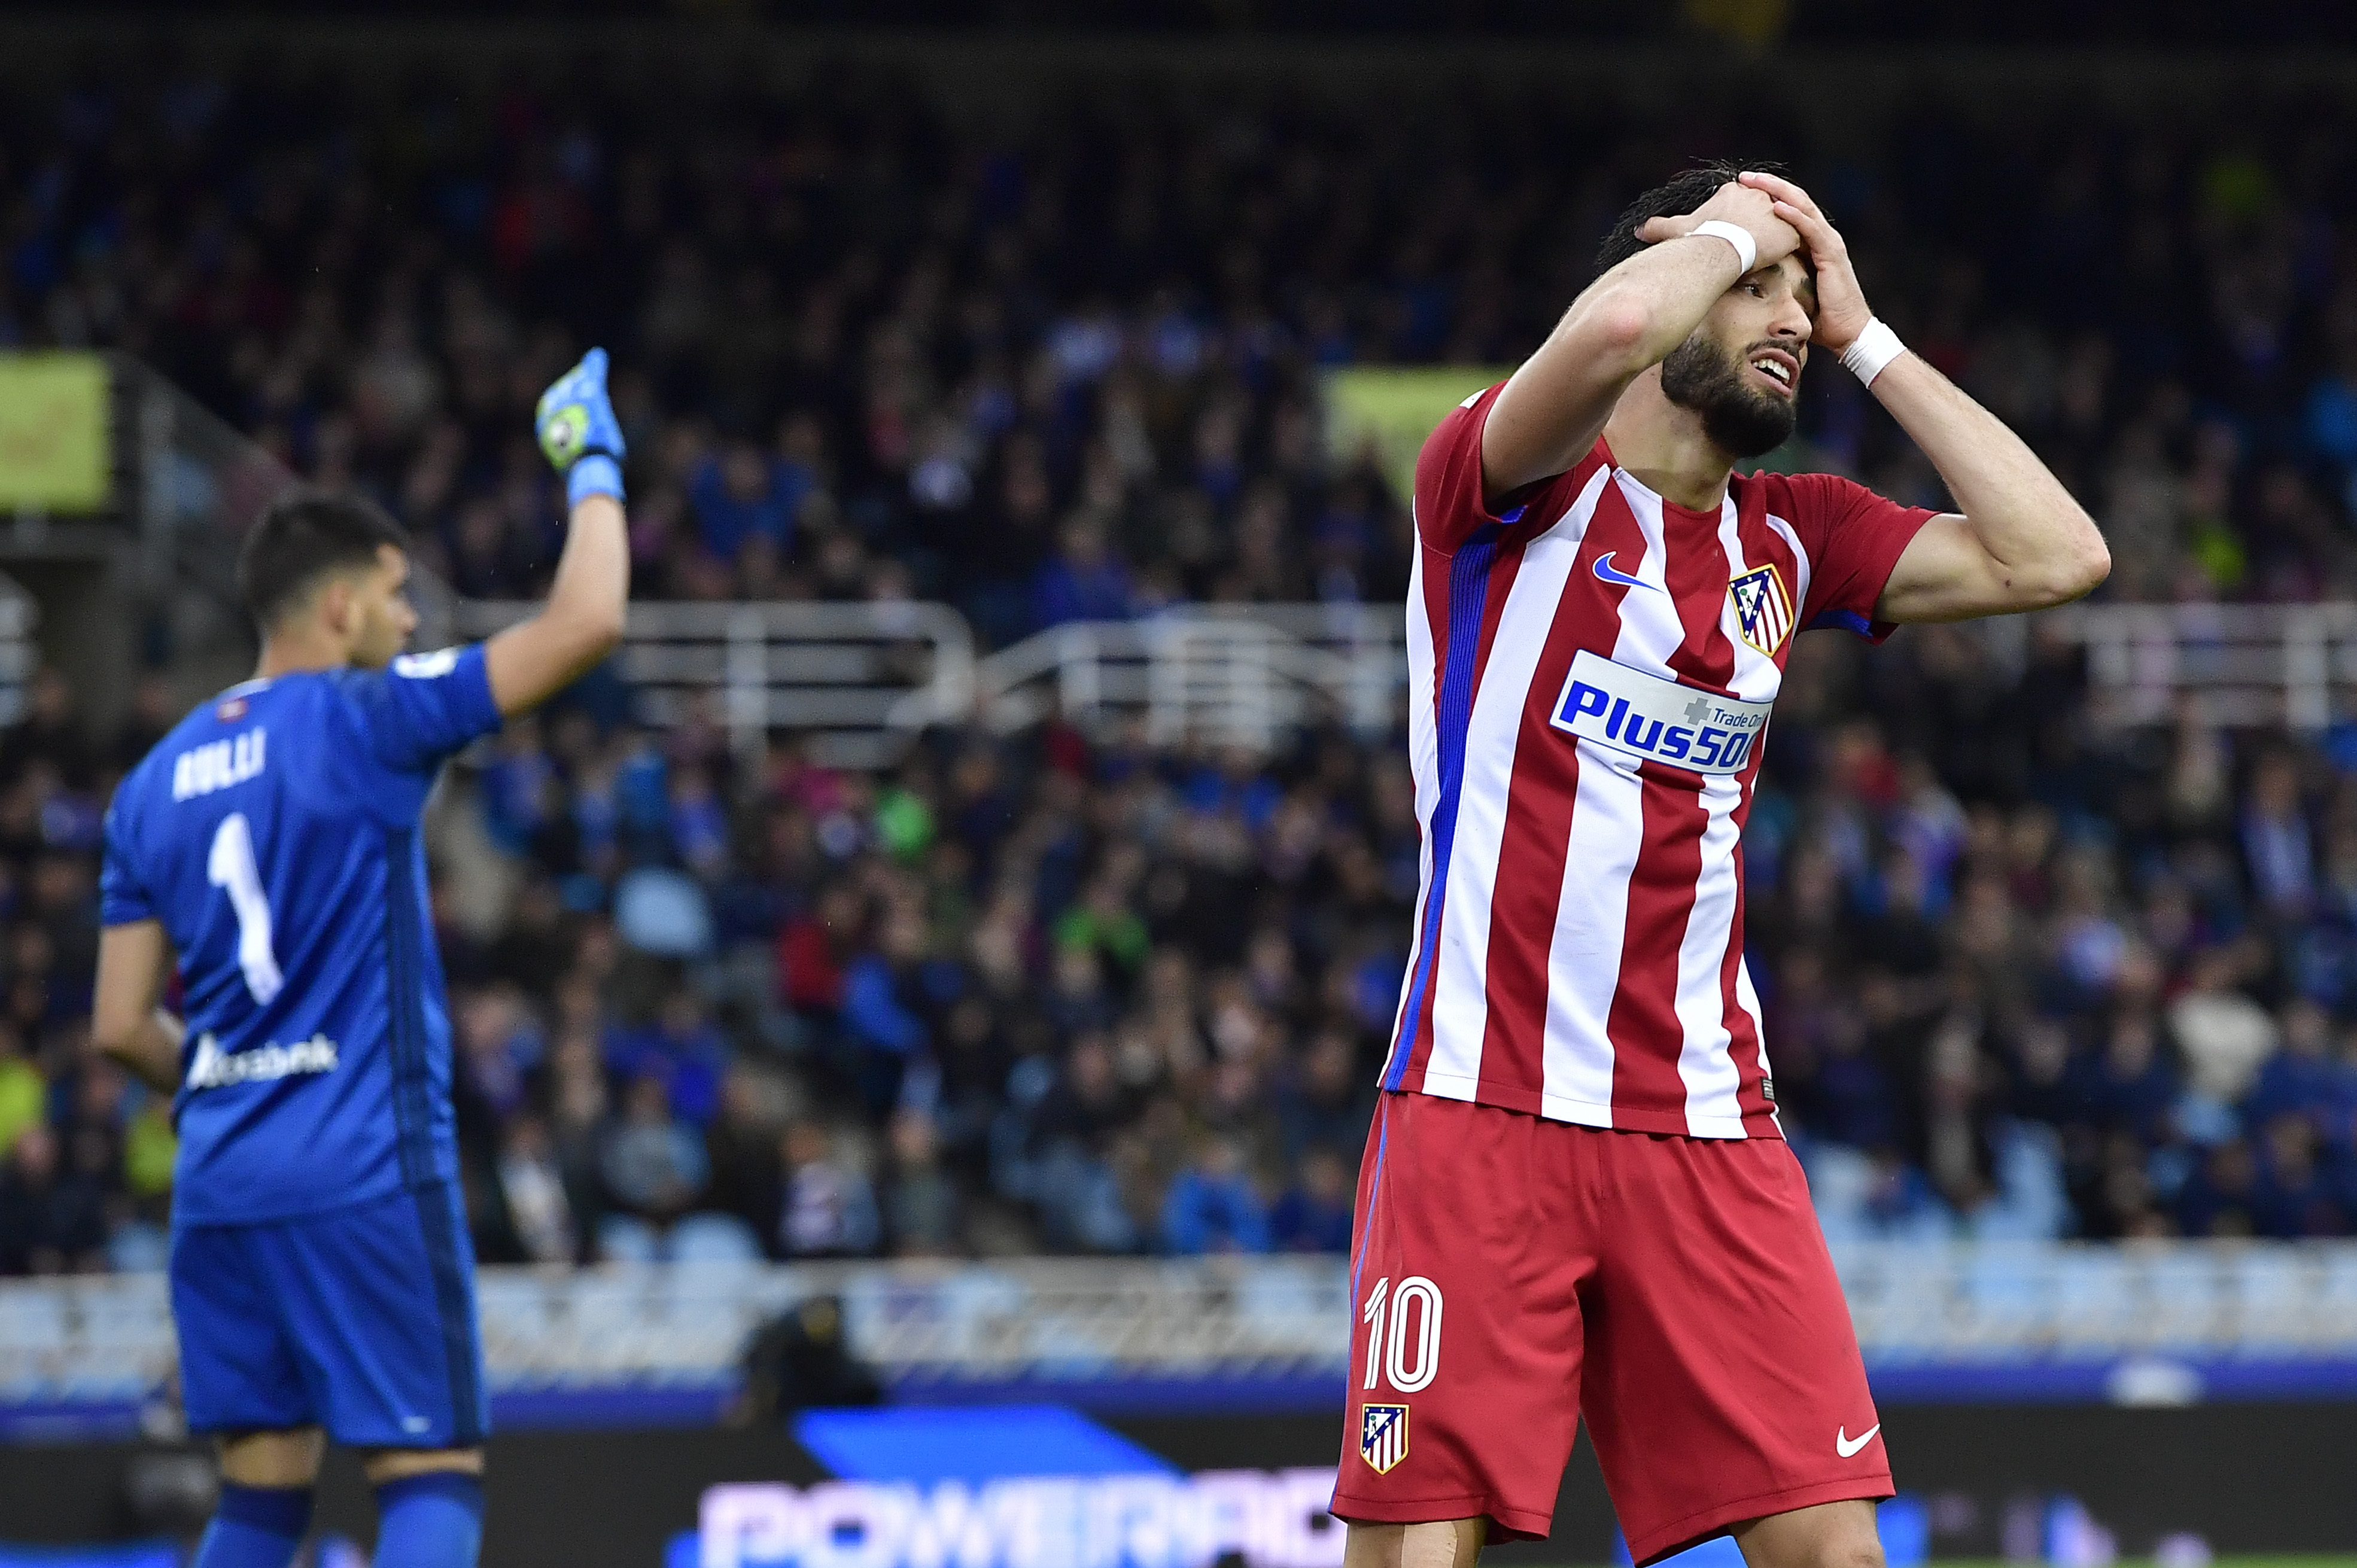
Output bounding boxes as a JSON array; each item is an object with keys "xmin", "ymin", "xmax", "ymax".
[
  {"xmin": 483, "ymin": 488, "xmax": 630, "ymax": 717},
  {"xmin": 546, "ymin": 492, "xmax": 630, "ymax": 658},
  {"xmin": 99, "ymin": 1007, "xmax": 186, "ymax": 1097},
  {"xmin": 92, "ymin": 920, "xmax": 184, "ymax": 1095}
]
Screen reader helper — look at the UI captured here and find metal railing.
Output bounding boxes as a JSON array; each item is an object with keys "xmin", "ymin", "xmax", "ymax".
[
  {"xmin": 88, "ymin": 353, "xmax": 2357, "ymax": 750},
  {"xmin": 0, "ymin": 576, "xmax": 39, "ymax": 727},
  {"xmin": 2037, "ymin": 602, "xmax": 2357, "ymax": 731},
  {"xmin": 96, "ymin": 359, "xmax": 1410, "ymax": 765},
  {"xmin": 437, "ymin": 595, "xmax": 2357, "ymax": 771},
  {"xmin": 968, "ymin": 605, "xmax": 1403, "ymax": 749},
  {"xmin": 454, "ymin": 598, "xmax": 978, "ymax": 771},
  {"xmin": 5, "ymin": 1244, "xmax": 2353, "ymax": 1414},
  {"xmin": 1832, "ymin": 1240, "xmax": 2357, "ymax": 1360},
  {"xmin": 449, "ymin": 601, "xmax": 1405, "ymax": 767},
  {"xmin": 430, "ymin": 595, "xmax": 2357, "ymax": 768}
]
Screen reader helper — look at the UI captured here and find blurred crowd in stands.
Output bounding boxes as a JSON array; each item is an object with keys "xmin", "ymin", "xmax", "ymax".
[
  {"xmin": 13, "ymin": 53, "xmax": 2357, "ymax": 630},
  {"xmin": 11, "ymin": 619, "xmax": 2357, "ymax": 1271},
  {"xmin": 8, "ymin": 51, "xmax": 2357, "ymax": 1268}
]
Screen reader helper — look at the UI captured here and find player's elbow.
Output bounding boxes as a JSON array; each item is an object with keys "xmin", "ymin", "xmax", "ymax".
[
  {"xmin": 584, "ymin": 603, "xmax": 628, "ymax": 655},
  {"xmin": 1567, "ymin": 289, "xmax": 1657, "ymax": 373},
  {"xmin": 88, "ymin": 1013, "xmax": 137, "ymax": 1065},
  {"xmin": 2030, "ymin": 513, "xmax": 2111, "ymax": 607},
  {"xmin": 2073, "ymin": 518, "xmax": 2113, "ymax": 593},
  {"xmin": 1984, "ymin": 509, "xmax": 2109, "ymax": 612},
  {"xmin": 558, "ymin": 599, "xmax": 628, "ymax": 662}
]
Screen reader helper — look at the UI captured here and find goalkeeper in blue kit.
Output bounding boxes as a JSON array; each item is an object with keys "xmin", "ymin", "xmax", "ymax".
[{"xmin": 90, "ymin": 352, "xmax": 633, "ymax": 1568}]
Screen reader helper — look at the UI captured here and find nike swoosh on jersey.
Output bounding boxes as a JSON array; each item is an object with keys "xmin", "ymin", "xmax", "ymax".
[
  {"xmin": 1592, "ymin": 551, "xmax": 1653, "ymax": 590},
  {"xmin": 1836, "ymin": 1424, "xmax": 1881, "ymax": 1457}
]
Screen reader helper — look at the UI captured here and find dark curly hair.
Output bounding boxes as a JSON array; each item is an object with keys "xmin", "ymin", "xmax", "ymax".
[{"xmin": 1594, "ymin": 160, "xmax": 1792, "ymax": 276}]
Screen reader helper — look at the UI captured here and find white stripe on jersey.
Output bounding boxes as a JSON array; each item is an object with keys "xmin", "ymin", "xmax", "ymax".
[
  {"xmin": 1669, "ymin": 497, "xmax": 1783, "ymax": 1135},
  {"xmin": 1672, "ymin": 788, "xmax": 1747, "ymax": 1135},
  {"xmin": 1542, "ymin": 741, "xmax": 1639, "ymax": 1125},
  {"xmin": 1736, "ymin": 947, "xmax": 1777, "ymax": 1131},
  {"xmin": 1747, "ymin": 511, "xmax": 1812, "ymax": 1130},
  {"xmin": 1762, "ymin": 511, "xmax": 1814, "ymax": 620},
  {"xmin": 1389, "ymin": 544, "xmax": 1443, "ymax": 1060},
  {"xmin": 1385, "ymin": 398, "xmax": 1914, "ymax": 1137},
  {"xmin": 1520, "ymin": 468, "xmax": 1625, "ymax": 1124},
  {"xmin": 1423, "ymin": 474, "xmax": 1604, "ymax": 1095},
  {"xmin": 1537, "ymin": 474, "xmax": 1692, "ymax": 1122},
  {"xmin": 1605, "ymin": 473, "xmax": 1681, "ymax": 660}
]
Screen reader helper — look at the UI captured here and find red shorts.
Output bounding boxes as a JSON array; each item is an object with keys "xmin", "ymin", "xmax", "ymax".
[{"xmin": 1329, "ymin": 1093, "xmax": 1891, "ymax": 1563}]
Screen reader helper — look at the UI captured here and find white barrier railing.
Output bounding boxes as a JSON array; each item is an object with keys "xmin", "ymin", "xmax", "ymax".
[
  {"xmin": 5, "ymin": 1244, "xmax": 2353, "ymax": 1411},
  {"xmin": 109, "ymin": 340, "xmax": 2357, "ymax": 750},
  {"xmin": 969, "ymin": 605, "xmax": 1402, "ymax": 748},
  {"xmin": 433, "ymin": 596, "xmax": 2357, "ymax": 764},
  {"xmin": 2037, "ymin": 602, "xmax": 2357, "ymax": 731},
  {"xmin": 456, "ymin": 598, "xmax": 978, "ymax": 771},
  {"xmin": 0, "ymin": 576, "xmax": 38, "ymax": 727},
  {"xmin": 1832, "ymin": 1240, "xmax": 2357, "ymax": 1359},
  {"xmin": 452, "ymin": 601, "xmax": 1405, "ymax": 765}
]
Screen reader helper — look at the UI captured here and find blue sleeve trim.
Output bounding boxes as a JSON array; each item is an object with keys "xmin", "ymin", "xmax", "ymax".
[
  {"xmin": 1806, "ymin": 608, "xmax": 1875, "ymax": 638},
  {"xmin": 455, "ymin": 641, "xmax": 504, "ymax": 739}
]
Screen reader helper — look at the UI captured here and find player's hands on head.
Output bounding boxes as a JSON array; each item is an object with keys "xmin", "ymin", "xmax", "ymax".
[
  {"xmin": 1635, "ymin": 179, "xmax": 1800, "ymax": 272},
  {"xmin": 534, "ymin": 348, "xmax": 626, "ymax": 509},
  {"xmin": 1736, "ymin": 170, "xmax": 1873, "ymax": 354}
]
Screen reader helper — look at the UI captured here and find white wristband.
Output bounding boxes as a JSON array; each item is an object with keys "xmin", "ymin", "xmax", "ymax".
[
  {"xmin": 1688, "ymin": 220, "xmax": 1757, "ymax": 276},
  {"xmin": 1840, "ymin": 318, "xmax": 1906, "ymax": 386}
]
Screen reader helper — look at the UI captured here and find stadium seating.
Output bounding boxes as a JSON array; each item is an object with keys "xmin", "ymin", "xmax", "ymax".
[{"xmin": 5, "ymin": 47, "xmax": 2357, "ymax": 1283}]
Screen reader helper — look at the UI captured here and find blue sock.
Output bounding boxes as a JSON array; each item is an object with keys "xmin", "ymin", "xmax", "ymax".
[
  {"xmin": 372, "ymin": 1472, "xmax": 484, "ymax": 1568},
  {"xmin": 193, "ymin": 1483, "xmax": 312, "ymax": 1568}
]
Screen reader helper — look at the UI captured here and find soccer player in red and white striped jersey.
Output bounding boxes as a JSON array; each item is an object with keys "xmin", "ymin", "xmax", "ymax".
[{"xmin": 1333, "ymin": 167, "xmax": 2109, "ymax": 1568}]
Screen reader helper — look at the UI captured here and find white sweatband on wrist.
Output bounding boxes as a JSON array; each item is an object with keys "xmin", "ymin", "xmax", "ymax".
[
  {"xmin": 1689, "ymin": 220, "xmax": 1757, "ymax": 276},
  {"xmin": 1840, "ymin": 318, "xmax": 1907, "ymax": 386}
]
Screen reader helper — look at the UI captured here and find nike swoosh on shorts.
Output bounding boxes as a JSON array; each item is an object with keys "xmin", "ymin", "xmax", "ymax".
[{"xmin": 1836, "ymin": 1423, "xmax": 1880, "ymax": 1457}]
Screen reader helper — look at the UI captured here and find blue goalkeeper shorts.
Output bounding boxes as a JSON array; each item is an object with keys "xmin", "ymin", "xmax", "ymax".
[{"xmin": 169, "ymin": 1180, "xmax": 489, "ymax": 1448}]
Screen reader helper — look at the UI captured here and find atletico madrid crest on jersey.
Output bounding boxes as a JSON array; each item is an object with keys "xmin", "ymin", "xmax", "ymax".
[
  {"xmin": 1360, "ymin": 1403, "xmax": 1409, "ymax": 1473},
  {"xmin": 1728, "ymin": 563, "xmax": 1793, "ymax": 656}
]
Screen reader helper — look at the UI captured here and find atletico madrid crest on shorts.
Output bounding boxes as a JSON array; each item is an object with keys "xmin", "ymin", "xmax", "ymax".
[
  {"xmin": 1360, "ymin": 1403, "xmax": 1409, "ymax": 1473},
  {"xmin": 1728, "ymin": 563, "xmax": 1793, "ymax": 656}
]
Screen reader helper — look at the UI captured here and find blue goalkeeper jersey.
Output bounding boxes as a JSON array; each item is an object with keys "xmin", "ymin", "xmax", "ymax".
[{"xmin": 100, "ymin": 646, "xmax": 504, "ymax": 1226}]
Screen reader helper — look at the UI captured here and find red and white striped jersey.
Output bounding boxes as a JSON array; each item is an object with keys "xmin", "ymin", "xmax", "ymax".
[{"xmin": 1378, "ymin": 383, "xmax": 1935, "ymax": 1138}]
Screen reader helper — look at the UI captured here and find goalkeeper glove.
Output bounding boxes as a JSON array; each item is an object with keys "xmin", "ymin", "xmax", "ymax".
[{"xmin": 535, "ymin": 347, "xmax": 626, "ymax": 509}]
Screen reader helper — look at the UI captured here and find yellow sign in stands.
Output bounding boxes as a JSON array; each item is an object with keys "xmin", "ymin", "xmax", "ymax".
[
  {"xmin": 0, "ymin": 352, "xmax": 110, "ymax": 512},
  {"xmin": 1324, "ymin": 366, "xmax": 1510, "ymax": 506}
]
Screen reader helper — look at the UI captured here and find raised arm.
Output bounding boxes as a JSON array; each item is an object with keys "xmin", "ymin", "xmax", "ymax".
[
  {"xmin": 1859, "ymin": 355, "xmax": 2111, "ymax": 621},
  {"xmin": 92, "ymin": 920, "xmax": 187, "ymax": 1095},
  {"xmin": 1741, "ymin": 172, "xmax": 2110, "ymax": 622},
  {"xmin": 1482, "ymin": 180, "xmax": 1800, "ymax": 503},
  {"xmin": 483, "ymin": 349, "xmax": 632, "ymax": 717}
]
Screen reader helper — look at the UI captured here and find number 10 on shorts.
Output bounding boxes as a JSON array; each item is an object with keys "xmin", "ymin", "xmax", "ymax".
[{"xmin": 1360, "ymin": 1276, "xmax": 1443, "ymax": 1394}]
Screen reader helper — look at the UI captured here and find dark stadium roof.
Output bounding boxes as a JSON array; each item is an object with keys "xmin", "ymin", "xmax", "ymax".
[{"xmin": 21, "ymin": 0, "xmax": 2357, "ymax": 48}]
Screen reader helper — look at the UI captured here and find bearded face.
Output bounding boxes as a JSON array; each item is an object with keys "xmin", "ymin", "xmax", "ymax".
[{"xmin": 1659, "ymin": 331, "xmax": 1799, "ymax": 459}]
